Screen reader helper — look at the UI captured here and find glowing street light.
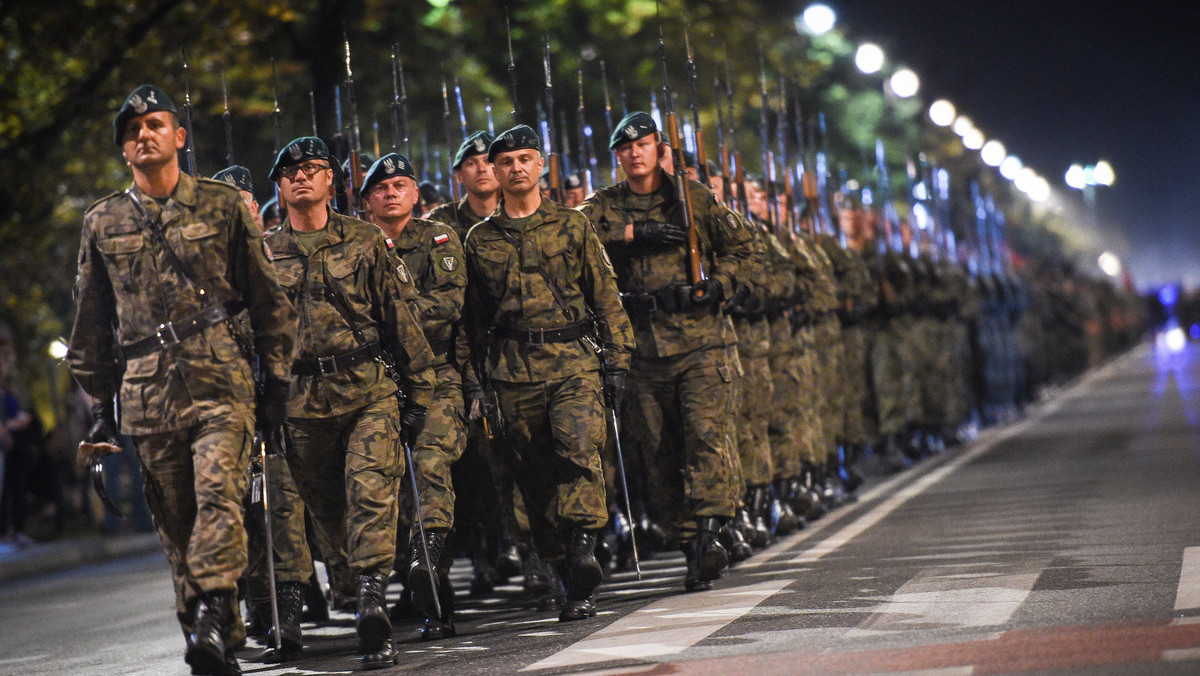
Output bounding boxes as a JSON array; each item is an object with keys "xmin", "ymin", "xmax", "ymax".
[
  {"xmin": 799, "ymin": 4, "xmax": 837, "ymax": 35},
  {"xmin": 1065, "ymin": 163, "xmax": 1087, "ymax": 190},
  {"xmin": 889, "ymin": 68, "xmax": 919, "ymax": 98},
  {"xmin": 952, "ymin": 115, "xmax": 974, "ymax": 137},
  {"xmin": 1093, "ymin": 160, "xmax": 1115, "ymax": 186},
  {"xmin": 855, "ymin": 43, "xmax": 885, "ymax": 74},
  {"xmin": 999, "ymin": 155, "xmax": 1023, "ymax": 180},
  {"xmin": 928, "ymin": 99, "xmax": 956, "ymax": 126},
  {"xmin": 962, "ymin": 128, "xmax": 984, "ymax": 150},
  {"xmin": 1098, "ymin": 251, "xmax": 1122, "ymax": 277},
  {"xmin": 980, "ymin": 140, "xmax": 1006, "ymax": 167},
  {"xmin": 48, "ymin": 339, "xmax": 68, "ymax": 360}
]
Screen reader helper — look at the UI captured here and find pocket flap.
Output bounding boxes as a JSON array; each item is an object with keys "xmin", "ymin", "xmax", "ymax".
[{"xmin": 97, "ymin": 233, "xmax": 144, "ymax": 255}]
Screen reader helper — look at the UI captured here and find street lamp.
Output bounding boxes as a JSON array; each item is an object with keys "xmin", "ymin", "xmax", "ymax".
[
  {"xmin": 855, "ymin": 43, "xmax": 884, "ymax": 74},
  {"xmin": 1065, "ymin": 159, "xmax": 1115, "ymax": 209},
  {"xmin": 928, "ymin": 99, "xmax": 955, "ymax": 126},
  {"xmin": 799, "ymin": 4, "xmax": 836, "ymax": 35},
  {"xmin": 888, "ymin": 68, "xmax": 919, "ymax": 98}
]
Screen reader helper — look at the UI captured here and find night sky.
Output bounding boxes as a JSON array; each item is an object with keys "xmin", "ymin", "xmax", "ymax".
[{"xmin": 832, "ymin": 1, "xmax": 1200, "ymax": 290}]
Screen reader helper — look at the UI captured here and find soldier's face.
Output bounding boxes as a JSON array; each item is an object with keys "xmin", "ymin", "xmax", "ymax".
[
  {"xmin": 122, "ymin": 111, "xmax": 185, "ymax": 171},
  {"xmin": 240, "ymin": 190, "xmax": 264, "ymax": 232},
  {"xmin": 614, "ymin": 135, "xmax": 663, "ymax": 180},
  {"xmin": 456, "ymin": 155, "xmax": 498, "ymax": 195},
  {"xmin": 277, "ymin": 161, "xmax": 334, "ymax": 208},
  {"xmin": 364, "ymin": 175, "xmax": 419, "ymax": 222},
  {"xmin": 746, "ymin": 181, "xmax": 768, "ymax": 221},
  {"xmin": 565, "ymin": 186, "xmax": 585, "ymax": 208},
  {"xmin": 493, "ymin": 149, "xmax": 544, "ymax": 196},
  {"xmin": 708, "ymin": 176, "xmax": 724, "ymax": 202}
]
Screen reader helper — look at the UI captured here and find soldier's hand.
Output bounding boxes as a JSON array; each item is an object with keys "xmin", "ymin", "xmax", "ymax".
[
  {"xmin": 601, "ymin": 367, "xmax": 628, "ymax": 412},
  {"xmin": 400, "ymin": 403, "xmax": 427, "ymax": 448},
  {"xmin": 691, "ymin": 278, "xmax": 724, "ymax": 308},
  {"xmin": 257, "ymin": 377, "xmax": 291, "ymax": 431},
  {"xmin": 632, "ymin": 220, "xmax": 688, "ymax": 246},
  {"xmin": 78, "ymin": 399, "xmax": 121, "ymax": 467},
  {"xmin": 465, "ymin": 385, "xmax": 486, "ymax": 422},
  {"xmin": 721, "ymin": 283, "xmax": 756, "ymax": 315}
]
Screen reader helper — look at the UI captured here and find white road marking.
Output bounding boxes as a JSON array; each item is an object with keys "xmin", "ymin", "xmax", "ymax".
[
  {"xmin": 1174, "ymin": 546, "xmax": 1200, "ymax": 611},
  {"xmin": 521, "ymin": 580, "xmax": 791, "ymax": 671}
]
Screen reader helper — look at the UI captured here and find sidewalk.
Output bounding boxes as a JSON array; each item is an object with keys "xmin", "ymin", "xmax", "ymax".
[{"xmin": 0, "ymin": 531, "xmax": 161, "ymax": 585}]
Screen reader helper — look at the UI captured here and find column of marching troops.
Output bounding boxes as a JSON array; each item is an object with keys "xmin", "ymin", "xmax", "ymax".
[{"xmin": 67, "ymin": 78, "xmax": 1145, "ymax": 676}]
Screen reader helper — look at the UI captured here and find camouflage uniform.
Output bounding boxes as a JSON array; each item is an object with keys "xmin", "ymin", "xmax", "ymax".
[
  {"xmin": 382, "ymin": 217, "xmax": 468, "ymax": 533},
  {"xmin": 807, "ymin": 233, "xmax": 844, "ymax": 464},
  {"xmin": 579, "ymin": 173, "xmax": 750, "ymax": 535},
  {"xmin": 760, "ymin": 224, "xmax": 810, "ymax": 481},
  {"xmin": 864, "ymin": 247, "xmax": 920, "ymax": 442},
  {"xmin": 728, "ymin": 217, "xmax": 776, "ymax": 487},
  {"xmin": 266, "ymin": 207, "xmax": 436, "ymax": 581},
  {"xmin": 68, "ymin": 174, "xmax": 296, "ymax": 643},
  {"xmin": 462, "ymin": 198, "xmax": 633, "ymax": 561},
  {"xmin": 428, "ymin": 197, "xmax": 497, "ymax": 242}
]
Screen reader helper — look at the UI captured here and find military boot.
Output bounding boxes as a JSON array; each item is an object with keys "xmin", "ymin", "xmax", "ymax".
[
  {"xmin": 302, "ymin": 573, "xmax": 330, "ymax": 623},
  {"xmin": 494, "ymin": 538, "xmax": 523, "ymax": 581},
  {"xmin": 882, "ymin": 434, "xmax": 912, "ymax": 473},
  {"xmin": 841, "ymin": 444, "xmax": 865, "ymax": 495},
  {"xmin": 261, "ymin": 581, "xmax": 304, "ymax": 663},
  {"xmin": 684, "ymin": 517, "xmax": 729, "ymax": 592},
  {"xmin": 746, "ymin": 485, "xmax": 771, "ymax": 547},
  {"xmin": 792, "ymin": 466, "xmax": 826, "ymax": 520},
  {"xmin": 409, "ymin": 529, "xmax": 448, "ymax": 619},
  {"xmin": 243, "ymin": 593, "xmax": 271, "ymax": 641},
  {"xmin": 421, "ymin": 571, "xmax": 457, "ymax": 641},
  {"xmin": 732, "ymin": 497, "xmax": 759, "ymax": 551},
  {"xmin": 355, "ymin": 572, "xmax": 398, "ymax": 669},
  {"xmin": 186, "ymin": 591, "xmax": 239, "ymax": 676},
  {"xmin": 559, "ymin": 527, "xmax": 603, "ymax": 621},
  {"xmin": 769, "ymin": 478, "xmax": 802, "ymax": 535},
  {"xmin": 718, "ymin": 520, "xmax": 754, "ymax": 563}
]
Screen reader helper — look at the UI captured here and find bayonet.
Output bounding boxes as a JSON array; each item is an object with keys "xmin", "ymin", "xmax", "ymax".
[
  {"xmin": 455, "ymin": 77, "xmax": 468, "ymax": 140},
  {"xmin": 600, "ymin": 60, "xmax": 618, "ymax": 184},
  {"xmin": 342, "ymin": 29, "xmax": 364, "ymax": 217},
  {"xmin": 542, "ymin": 34, "xmax": 562, "ymax": 201},
  {"xmin": 180, "ymin": 50, "xmax": 197, "ymax": 176},
  {"xmin": 505, "ymin": 7, "xmax": 521, "ymax": 124},
  {"xmin": 221, "ymin": 67, "xmax": 234, "ymax": 167}
]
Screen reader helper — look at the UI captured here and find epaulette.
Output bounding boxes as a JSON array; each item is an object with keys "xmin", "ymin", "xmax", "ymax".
[
  {"xmin": 84, "ymin": 190, "xmax": 125, "ymax": 217},
  {"xmin": 195, "ymin": 176, "xmax": 242, "ymax": 194}
]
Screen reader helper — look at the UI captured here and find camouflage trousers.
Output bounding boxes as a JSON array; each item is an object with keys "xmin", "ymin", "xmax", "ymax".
[
  {"xmin": 840, "ymin": 323, "xmax": 870, "ymax": 447},
  {"xmin": 767, "ymin": 317, "xmax": 806, "ymax": 479},
  {"xmin": 813, "ymin": 313, "xmax": 844, "ymax": 457},
  {"xmin": 399, "ymin": 360, "xmax": 467, "ymax": 534},
  {"xmin": 733, "ymin": 318, "xmax": 773, "ymax": 486},
  {"xmin": 944, "ymin": 319, "xmax": 975, "ymax": 428},
  {"xmin": 492, "ymin": 373, "xmax": 608, "ymax": 562},
  {"xmin": 285, "ymin": 395, "xmax": 404, "ymax": 577},
  {"xmin": 248, "ymin": 454, "xmax": 313, "ymax": 586},
  {"xmin": 625, "ymin": 345, "xmax": 741, "ymax": 535},
  {"xmin": 134, "ymin": 405, "xmax": 253, "ymax": 643},
  {"xmin": 869, "ymin": 317, "xmax": 919, "ymax": 437},
  {"xmin": 910, "ymin": 315, "xmax": 950, "ymax": 429}
]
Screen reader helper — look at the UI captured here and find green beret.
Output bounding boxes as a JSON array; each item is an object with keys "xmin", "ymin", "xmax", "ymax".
[
  {"xmin": 488, "ymin": 124, "xmax": 541, "ymax": 162},
  {"xmin": 340, "ymin": 152, "xmax": 375, "ymax": 179},
  {"xmin": 565, "ymin": 171, "xmax": 585, "ymax": 190},
  {"xmin": 113, "ymin": 84, "xmax": 177, "ymax": 146},
  {"xmin": 212, "ymin": 165, "xmax": 253, "ymax": 193},
  {"xmin": 454, "ymin": 131, "xmax": 494, "ymax": 169},
  {"xmin": 360, "ymin": 153, "xmax": 416, "ymax": 197},
  {"xmin": 269, "ymin": 136, "xmax": 333, "ymax": 182},
  {"xmin": 418, "ymin": 181, "xmax": 444, "ymax": 206},
  {"xmin": 609, "ymin": 111, "xmax": 657, "ymax": 150},
  {"xmin": 260, "ymin": 195, "xmax": 279, "ymax": 220}
]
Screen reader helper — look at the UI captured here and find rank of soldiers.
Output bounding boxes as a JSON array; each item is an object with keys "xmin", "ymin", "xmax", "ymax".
[{"xmin": 67, "ymin": 37, "xmax": 1144, "ymax": 673}]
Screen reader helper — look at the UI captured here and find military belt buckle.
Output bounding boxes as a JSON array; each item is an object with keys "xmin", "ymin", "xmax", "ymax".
[
  {"xmin": 318, "ymin": 355, "xmax": 338, "ymax": 376},
  {"xmin": 530, "ymin": 328, "xmax": 546, "ymax": 345},
  {"xmin": 155, "ymin": 321, "xmax": 181, "ymax": 347}
]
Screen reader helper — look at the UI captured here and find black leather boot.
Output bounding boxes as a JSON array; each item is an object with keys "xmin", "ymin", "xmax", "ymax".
[
  {"xmin": 559, "ymin": 528, "xmax": 603, "ymax": 622},
  {"xmin": 718, "ymin": 520, "xmax": 754, "ymax": 563},
  {"xmin": 770, "ymin": 478, "xmax": 801, "ymax": 535},
  {"xmin": 746, "ymin": 485, "xmax": 771, "ymax": 547},
  {"xmin": 243, "ymin": 593, "xmax": 271, "ymax": 641},
  {"xmin": 521, "ymin": 539, "xmax": 552, "ymax": 595},
  {"xmin": 186, "ymin": 592, "xmax": 238, "ymax": 676},
  {"xmin": 409, "ymin": 529, "xmax": 447, "ymax": 618},
  {"xmin": 494, "ymin": 538, "xmax": 523, "ymax": 581},
  {"xmin": 355, "ymin": 572, "xmax": 398, "ymax": 669},
  {"xmin": 685, "ymin": 517, "xmax": 729, "ymax": 592},
  {"xmin": 261, "ymin": 581, "xmax": 304, "ymax": 663},
  {"xmin": 793, "ymin": 467, "xmax": 826, "ymax": 520},
  {"xmin": 302, "ymin": 573, "xmax": 329, "ymax": 623}
]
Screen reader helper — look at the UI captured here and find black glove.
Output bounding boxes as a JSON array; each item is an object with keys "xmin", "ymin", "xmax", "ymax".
[
  {"xmin": 399, "ymin": 403, "xmax": 427, "ymax": 449},
  {"xmin": 632, "ymin": 220, "xmax": 688, "ymax": 246},
  {"xmin": 690, "ymin": 278, "xmax": 724, "ymax": 308},
  {"xmin": 85, "ymin": 399, "xmax": 120, "ymax": 447},
  {"xmin": 601, "ymin": 367, "xmax": 628, "ymax": 411},
  {"xmin": 721, "ymin": 283, "xmax": 755, "ymax": 315},
  {"xmin": 256, "ymin": 377, "xmax": 291, "ymax": 431}
]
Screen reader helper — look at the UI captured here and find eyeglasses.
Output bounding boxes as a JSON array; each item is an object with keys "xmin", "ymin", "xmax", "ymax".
[{"xmin": 280, "ymin": 162, "xmax": 330, "ymax": 180}]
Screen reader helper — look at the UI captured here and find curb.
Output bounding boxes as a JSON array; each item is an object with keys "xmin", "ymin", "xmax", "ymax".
[{"xmin": 0, "ymin": 532, "xmax": 162, "ymax": 585}]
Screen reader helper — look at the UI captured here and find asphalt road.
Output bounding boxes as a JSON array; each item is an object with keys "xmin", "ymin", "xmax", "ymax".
[{"xmin": 3, "ymin": 340, "xmax": 1200, "ymax": 676}]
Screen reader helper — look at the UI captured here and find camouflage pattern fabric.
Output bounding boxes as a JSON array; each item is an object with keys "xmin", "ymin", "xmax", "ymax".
[
  {"xmin": 733, "ymin": 317, "xmax": 774, "ymax": 485},
  {"xmin": 491, "ymin": 374, "xmax": 608, "ymax": 561},
  {"xmin": 247, "ymin": 454, "xmax": 313, "ymax": 586},
  {"xmin": 427, "ymin": 196, "xmax": 497, "ymax": 242},
  {"xmin": 284, "ymin": 395, "xmax": 404, "ymax": 576}
]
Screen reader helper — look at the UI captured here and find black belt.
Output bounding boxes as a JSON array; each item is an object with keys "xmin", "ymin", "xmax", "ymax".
[
  {"xmin": 428, "ymin": 338, "xmax": 453, "ymax": 357},
  {"xmin": 292, "ymin": 341, "xmax": 381, "ymax": 376},
  {"xmin": 621, "ymin": 284, "xmax": 709, "ymax": 316},
  {"xmin": 494, "ymin": 319, "xmax": 594, "ymax": 345},
  {"xmin": 122, "ymin": 303, "xmax": 234, "ymax": 359}
]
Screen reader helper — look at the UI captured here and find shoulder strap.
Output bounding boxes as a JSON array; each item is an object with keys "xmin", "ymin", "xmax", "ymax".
[{"xmin": 485, "ymin": 215, "xmax": 577, "ymax": 322}]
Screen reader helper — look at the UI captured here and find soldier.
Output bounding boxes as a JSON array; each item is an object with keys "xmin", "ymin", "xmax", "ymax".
[
  {"xmin": 428, "ymin": 131, "xmax": 500, "ymax": 239},
  {"xmin": 419, "ymin": 180, "xmax": 447, "ymax": 217},
  {"xmin": 360, "ymin": 152, "xmax": 467, "ymax": 638},
  {"xmin": 564, "ymin": 171, "xmax": 587, "ymax": 208},
  {"xmin": 265, "ymin": 136, "xmax": 436, "ymax": 669},
  {"xmin": 68, "ymin": 85, "xmax": 296, "ymax": 676},
  {"xmin": 461, "ymin": 124, "xmax": 634, "ymax": 621},
  {"xmin": 213, "ymin": 165, "xmax": 262, "ymax": 231},
  {"xmin": 260, "ymin": 196, "xmax": 282, "ymax": 231},
  {"xmin": 579, "ymin": 112, "xmax": 752, "ymax": 591}
]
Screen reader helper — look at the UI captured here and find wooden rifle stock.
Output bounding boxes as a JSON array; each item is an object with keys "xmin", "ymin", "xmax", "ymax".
[{"xmin": 666, "ymin": 112, "xmax": 703, "ymax": 287}]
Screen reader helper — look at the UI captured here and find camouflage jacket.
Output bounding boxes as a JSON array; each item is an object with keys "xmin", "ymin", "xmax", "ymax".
[
  {"xmin": 68, "ymin": 174, "xmax": 297, "ymax": 435},
  {"xmin": 383, "ymin": 217, "xmax": 467, "ymax": 363},
  {"xmin": 428, "ymin": 197, "xmax": 497, "ymax": 242},
  {"xmin": 266, "ymin": 207, "xmax": 436, "ymax": 417},
  {"xmin": 579, "ymin": 171, "xmax": 753, "ymax": 358},
  {"xmin": 462, "ymin": 197, "xmax": 634, "ymax": 384},
  {"xmin": 801, "ymin": 232, "xmax": 840, "ymax": 317}
]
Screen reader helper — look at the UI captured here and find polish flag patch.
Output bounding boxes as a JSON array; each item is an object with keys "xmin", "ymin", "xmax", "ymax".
[{"xmin": 433, "ymin": 233, "xmax": 450, "ymax": 245}]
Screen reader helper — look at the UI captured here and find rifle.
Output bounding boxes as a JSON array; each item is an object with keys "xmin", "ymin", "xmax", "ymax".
[
  {"xmin": 505, "ymin": 8, "xmax": 521, "ymax": 125},
  {"xmin": 441, "ymin": 77, "xmax": 462, "ymax": 207},
  {"xmin": 875, "ymin": 138, "xmax": 902, "ymax": 254},
  {"xmin": 455, "ymin": 77, "xmax": 469, "ymax": 140},
  {"xmin": 308, "ymin": 90, "xmax": 318, "ymax": 137},
  {"xmin": 757, "ymin": 47, "xmax": 780, "ymax": 235},
  {"xmin": 723, "ymin": 48, "xmax": 750, "ymax": 219},
  {"xmin": 815, "ymin": 113, "xmax": 843, "ymax": 244},
  {"xmin": 655, "ymin": 0, "xmax": 706, "ymax": 291},
  {"xmin": 180, "ymin": 51, "xmax": 197, "ymax": 176},
  {"xmin": 712, "ymin": 71, "xmax": 733, "ymax": 208},
  {"xmin": 682, "ymin": 21, "xmax": 709, "ymax": 185},
  {"xmin": 542, "ymin": 35, "xmax": 563, "ymax": 202},
  {"xmin": 220, "ymin": 68, "xmax": 235, "ymax": 167},
  {"xmin": 576, "ymin": 66, "xmax": 594, "ymax": 194},
  {"xmin": 485, "ymin": 96, "xmax": 495, "ymax": 135},
  {"xmin": 342, "ymin": 30, "xmax": 364, "ymax": 218},
  {"xmin": 775, "ymin": 76, "xmax": 798, "ymax": 234},
  {"xmin": 270, "ymin": 61, "xmax": 283, "ymax": 221},
  {"xmin": 391, "ymin": 47, "xmax": 413, "ymax": 158},
  {"xmin": 599, "ymin": 60, "xmax": 618, "ymax": 185}
]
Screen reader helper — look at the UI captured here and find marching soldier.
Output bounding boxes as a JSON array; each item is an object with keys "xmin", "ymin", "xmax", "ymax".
[
  {"xmin": 69, "ymin": 85, "xmax": 296, "ymax": 676},
  {"xmin": 428, "ymin": 131, "xmax": 501, "ymax": 239},
  {"xmin": 360, "ymin": 152, "xmax": 468, "ymax": 638},
  {"xmin": 461, "ymin": 124, "xmax": 634, "ymax": 621},
  {"xmin": 265, "ymin": 136, "xmax": 436, "ymax": 669},
  {"xmin": 579, "ymin": 112, "xmax": 752, "ymax": 591}
]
